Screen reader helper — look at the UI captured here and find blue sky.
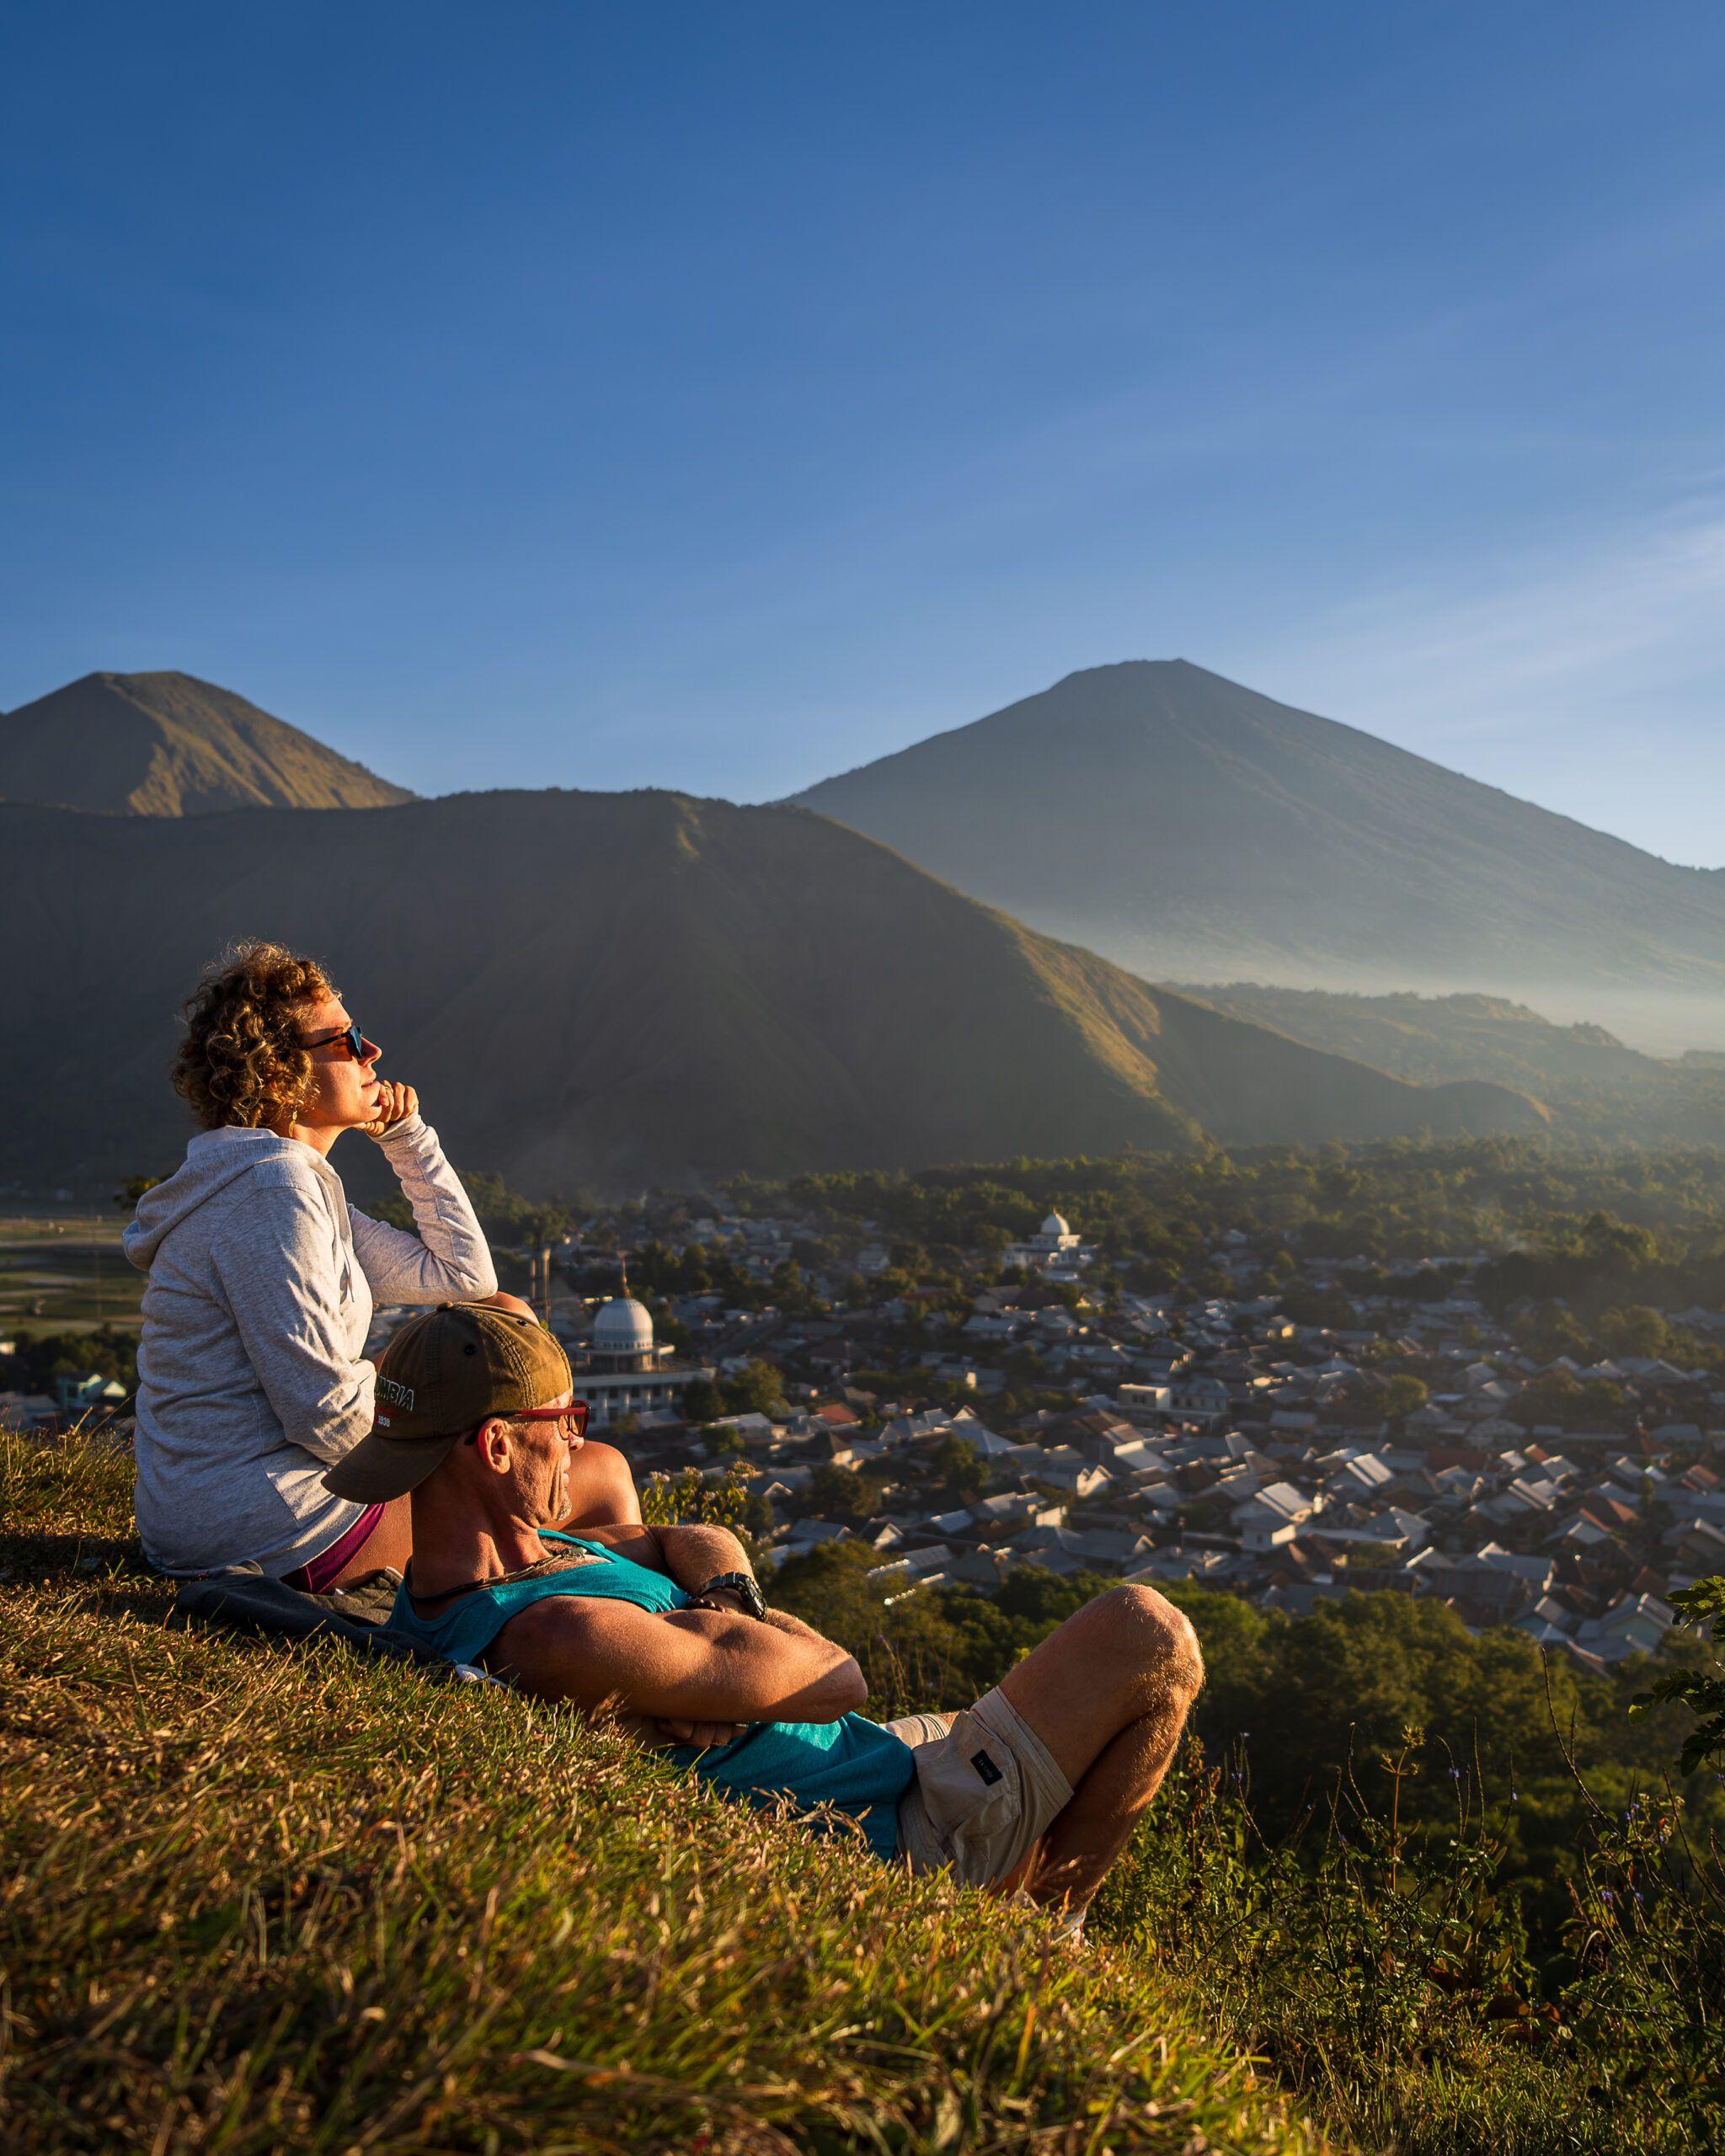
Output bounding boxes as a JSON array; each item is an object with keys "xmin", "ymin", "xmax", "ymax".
[{"xmin": 3, "ymin": 3, "xmax": 1723, "ymax": 860}]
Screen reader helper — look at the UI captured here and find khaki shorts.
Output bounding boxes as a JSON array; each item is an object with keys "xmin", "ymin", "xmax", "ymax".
[{"xmin": 888, "ymin": 1686, "xmax": 1075, "ymax": 1888}]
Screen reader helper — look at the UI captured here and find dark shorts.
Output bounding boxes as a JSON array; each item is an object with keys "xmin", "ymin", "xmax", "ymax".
[{"xmin": 283, "ymin": 1503, "xmax": 387, "ymax": 1593}]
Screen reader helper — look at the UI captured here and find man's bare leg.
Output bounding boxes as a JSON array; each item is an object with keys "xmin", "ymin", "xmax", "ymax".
[
  {"xmin": 559, "ymin": 1440, "xmax": 644, "ymax": 1529},
  {"xmin": 997, "ymin": 1584, "xmax": 1204, "ymax": 1919}
]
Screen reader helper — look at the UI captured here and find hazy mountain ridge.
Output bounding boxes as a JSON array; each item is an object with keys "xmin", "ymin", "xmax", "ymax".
[
  {"xmin": 1178, "ymin": 983, "xmax": 1725, "ymax": 1145},
  {"xmin": 0, "ymin": 788, "xmax": 1542, "ymax": 1195},
  {"xmin": 0, "ymin": 671, "xmax": 414, "ymax": 816},
  {"xmin": 792, "ymin": 660, "xmax": 1725, "ymax": 1050}
]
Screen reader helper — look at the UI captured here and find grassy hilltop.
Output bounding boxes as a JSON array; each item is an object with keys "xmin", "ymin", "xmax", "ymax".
[
  {"xmin": 6, "ymin": 1429, "xmax": 1722, "ymax": 2155},
  {"xmin": 0, "ymin": 1431, "xmax": 1322, "ymax": 2156}
]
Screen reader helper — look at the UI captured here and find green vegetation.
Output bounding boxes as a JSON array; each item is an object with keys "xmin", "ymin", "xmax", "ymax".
[
  {"xmin": 730, "ymin": 1135, "xmax": 1725, "ymax": 1294},
  {"xmin": 766, "ymin": 1544, "xmax": 1725, "ymax": 2155},
  {"xmin": 1633, "ymin": 1577, "xmax": 1725, "ymax": 1775},
  {"xmin": 7, "ymin": 1430, "xmax": 1725, "ymax": 2151},
  {"xmin": 0, "ymin": 1321, "xmax": 138, "ymax": 1397},
  {"xmin": 0, "ymin": 1431, "xmax": 1321, "ymax": 2156},
  {"xmin": 0, "ymin": 1214, "xmax": 143, "ymax": 1336}
]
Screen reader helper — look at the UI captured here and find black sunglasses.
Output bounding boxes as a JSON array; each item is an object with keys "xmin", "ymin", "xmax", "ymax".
[{"xmin": 302, "ymin": 1022, "xmax": 370, "ymax": 1060}]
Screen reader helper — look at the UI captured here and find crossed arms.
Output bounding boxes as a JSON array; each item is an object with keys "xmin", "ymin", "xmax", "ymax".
[{"xmin": 485, "ymin": 1520, "xmax": 868, "ymax": 1728}]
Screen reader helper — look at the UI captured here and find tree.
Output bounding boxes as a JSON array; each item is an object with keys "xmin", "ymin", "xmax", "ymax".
[
  {"xmin": 928, "ymin": 1434, "xmax": 988, "ymax": 1503},
  {"xmin": 679, "ymin": 1377, "xmax": 726, "ymax": 1425},
  {"xmin": 1596, "ymin": 1305, "xmax": 1670, "ymax": 1360},
  {"xmin": 1382, "ymin": 1374, "xmax": 1429, "ymax": 1422},
  {"xmin": 1632, "ymin": 1577, "xmax": 1725, "ymax": 1774},
  {"xmin": 808, "ymin": 1462, "xmax": 884, "ymax": 1522},
  {"xmin": 724, "ymin": 1358, "xmax": 788, "ymax": 1420}
]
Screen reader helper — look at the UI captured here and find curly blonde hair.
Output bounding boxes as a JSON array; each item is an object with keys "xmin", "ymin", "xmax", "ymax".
[{"xmin": 172, "ymin": 942, "xmax": 339, "ymax": 1131}]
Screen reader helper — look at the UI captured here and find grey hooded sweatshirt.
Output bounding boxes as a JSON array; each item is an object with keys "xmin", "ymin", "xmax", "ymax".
[{"xmin": 123, "ymin": 1115, "xmax": 498, "ymax": 1577}]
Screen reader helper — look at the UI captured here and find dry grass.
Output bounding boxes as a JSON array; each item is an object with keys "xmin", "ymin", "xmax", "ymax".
[{"xmin": 0, "ymin": 1431, "xmax": 1330, "ymax": 2154}]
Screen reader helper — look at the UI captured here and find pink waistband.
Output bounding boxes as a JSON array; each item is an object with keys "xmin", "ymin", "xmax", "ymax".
[{"xmin": 285, "ymin": 1502, "xmax": 386, "ymax": 1593}]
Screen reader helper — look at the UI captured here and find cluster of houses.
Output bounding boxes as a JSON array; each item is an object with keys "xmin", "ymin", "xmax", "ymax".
[
  {"xmin": 13, "ymin": 1194, "xmax": 1722, "ymax": 1678},
  {"xmin": 0, "ymin": 1350, "xmax": 130, "ymax": 1431},
  {"xmin": 529, "ymin": 1209, "xmax": 1723, "ymax": 1675}
]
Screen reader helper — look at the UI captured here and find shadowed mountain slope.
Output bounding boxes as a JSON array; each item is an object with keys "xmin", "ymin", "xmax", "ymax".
[
  {"xmin": 0, "ymin": 672, "xmax": 414, "ymax": 815},
  {"xmin": 792, "ymin": 660, "xmax": 1725, "ymax": 1049},
  {"xmin": 0, "ymin": 791, "xmax": 1541, "ymax": 1194}
]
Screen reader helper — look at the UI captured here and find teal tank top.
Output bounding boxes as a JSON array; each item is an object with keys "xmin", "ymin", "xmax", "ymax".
[{"xmin": 388, "ymin": 1533, "xmax": 913, "ymax": 1859}]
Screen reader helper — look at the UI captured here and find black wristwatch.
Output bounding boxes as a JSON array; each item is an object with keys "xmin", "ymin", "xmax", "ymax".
[{"xmin": 692, "ymin": 1571, "xmax": 767, "ymax": 1620}]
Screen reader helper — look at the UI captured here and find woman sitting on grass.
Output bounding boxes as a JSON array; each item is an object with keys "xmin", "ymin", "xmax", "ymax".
[{"xmin": 124, "ymin": 941, "xmax": 639, "ymax": 1588}]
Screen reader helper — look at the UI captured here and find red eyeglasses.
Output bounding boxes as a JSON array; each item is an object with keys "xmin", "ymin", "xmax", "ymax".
[{"xmin": 464, "ymin": 1400, "xmax": 590, "ymax": 1444}]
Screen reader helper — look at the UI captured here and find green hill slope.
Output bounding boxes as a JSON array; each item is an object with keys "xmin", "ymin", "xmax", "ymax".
[
  {"xmin": 792, "ymin": 660, "xmax": 1725, "ymax": 1051},
  {"xmin": 0, "ymin": 790, "xmax": 1542, "ymax": 1195},
  {"xmin": 0, "ymin": 1435, "xmax": 1323, "ymax": 2156},
  {"xmin": 1178, "ymin": 985, "xmax": 1725, "ymax": 1145},
  {"xmin": 0, "ymin": 670, "xmax": 414, "ymax": 814}
]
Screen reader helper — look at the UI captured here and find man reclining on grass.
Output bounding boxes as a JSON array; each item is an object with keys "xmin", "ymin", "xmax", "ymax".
[{"xmin": 327, "ymin": 1303, "xmax": 1204, "ymax": 1933}]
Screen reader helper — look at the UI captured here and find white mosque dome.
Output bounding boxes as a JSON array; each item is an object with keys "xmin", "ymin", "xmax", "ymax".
[
  {"xmin": 592, "ymin": 1296, "xmax": 654, "ymax": 1354},
  {"xmin": 1041, "ymin": 1212, "xmax": 1072, "ymax": 1238}
]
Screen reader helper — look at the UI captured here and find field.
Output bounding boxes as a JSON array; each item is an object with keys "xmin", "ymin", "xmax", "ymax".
[{"xmin": 0, "ymin": 1212, "xmax": 143, "ymax": 1335}]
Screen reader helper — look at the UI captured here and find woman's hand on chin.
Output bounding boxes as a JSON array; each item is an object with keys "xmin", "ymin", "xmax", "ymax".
[{"xmin": 361, "ymin": 1079, "xmax": 419, "ymax": 1139}]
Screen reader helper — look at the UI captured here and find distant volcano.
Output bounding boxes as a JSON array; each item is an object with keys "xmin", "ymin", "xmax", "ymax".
[
  {"xmin": 793, "ymin": 660, "xmax": 1725, "ymax": 1050},
  {"xmin": 0, "ymin": 670, "xmax": 414, "ymax": 815}
]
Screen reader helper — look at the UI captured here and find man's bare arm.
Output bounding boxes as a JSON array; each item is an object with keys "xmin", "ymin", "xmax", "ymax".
[
  {"xmin": 489, "ymin": 1593, "xmax": 867, "ymax": 1724},
  {"xmin": 571, "ymin": 1521, "xmax": 755, "ymax": 1592}
]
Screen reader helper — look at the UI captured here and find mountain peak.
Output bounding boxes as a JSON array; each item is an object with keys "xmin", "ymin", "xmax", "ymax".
[
  {"xmin": 793, "ymin": 661, "xmax": 1725, "ymax": 1049},
  {"xmin": 0, "ymin": 670, "xmax": 415, "ymax": 816}
]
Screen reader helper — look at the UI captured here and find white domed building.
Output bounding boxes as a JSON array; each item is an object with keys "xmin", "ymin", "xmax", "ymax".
[
  {"xmin": 564, "ymin": 1293, "xmax": 715, "ymax": 1429},
  {"xmin": 1002, "ymin": 1209, "xmax": 1092, "ymax": 1279},
  {"xmin": 590, "ymin": 1295, "xmax": 657, "ymax": 1372}
]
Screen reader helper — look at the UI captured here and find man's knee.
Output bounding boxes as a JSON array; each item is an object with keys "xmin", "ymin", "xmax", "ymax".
[
  {"xmin": 478, "ymin": 1291, "xmax": 540, "ymax": 1321},
  {"xmin": 1097, "ymin": 1583, "xmax": 1204, "ymax": 1704},
  {"xmin": 582, "ymin": 1440, "xmax": 634, "ymax": 1496}
]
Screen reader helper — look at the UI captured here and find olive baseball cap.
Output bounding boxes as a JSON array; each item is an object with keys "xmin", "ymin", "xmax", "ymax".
[{"xmin": 323, "ymin": 1302, "xmax": 573, "ymax": 1503}]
